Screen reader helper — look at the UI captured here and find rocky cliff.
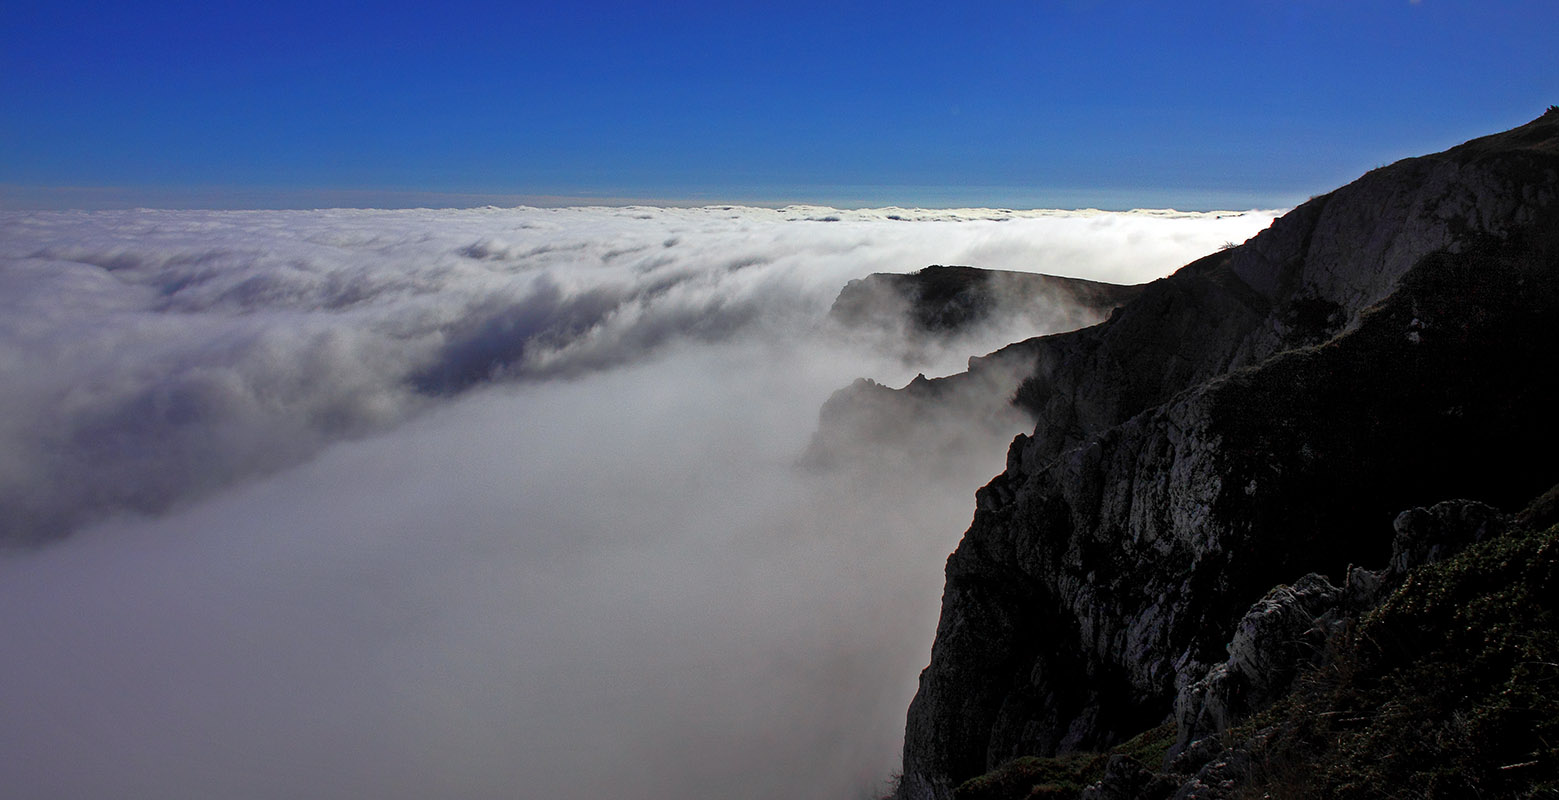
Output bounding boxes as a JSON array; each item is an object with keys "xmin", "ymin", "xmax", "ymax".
[{"xmin": 887, "ymin": 110, "xmax": 1559, "ymax": 800}]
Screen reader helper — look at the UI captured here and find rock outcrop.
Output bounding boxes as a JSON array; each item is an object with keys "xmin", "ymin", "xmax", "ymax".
[
  {"xmin": 889, "ymin": 110, "xmax": 1559, "ymax": 800},
  {"xmin": 830, "ymin": 265, "xmax": 1142, "ymax": 339},
  {"xmin": 808, "ymin": 268, "xmax": 1141, "ymax": 470}
]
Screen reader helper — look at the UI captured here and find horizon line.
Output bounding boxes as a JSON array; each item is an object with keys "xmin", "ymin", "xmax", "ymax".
[{"xmin": 0, "ymin": 182, "xmax": 1310, "ymax": 215}]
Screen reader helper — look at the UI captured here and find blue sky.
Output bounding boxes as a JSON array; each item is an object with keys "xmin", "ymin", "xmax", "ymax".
[{"xmin": 2, "ymin": 0, "xmax": 1554, "ymax": 209}]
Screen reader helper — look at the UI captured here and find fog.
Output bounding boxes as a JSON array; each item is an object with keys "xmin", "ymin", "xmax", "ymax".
[{"xmin": 0, "ymin": 205, "xmax": 1278, "ymax": 799}]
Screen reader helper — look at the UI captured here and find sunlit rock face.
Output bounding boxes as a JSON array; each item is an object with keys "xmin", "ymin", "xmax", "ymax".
[{"xmin": 894, "ymin": 111, "xmax": 1559, "ymax": 800}]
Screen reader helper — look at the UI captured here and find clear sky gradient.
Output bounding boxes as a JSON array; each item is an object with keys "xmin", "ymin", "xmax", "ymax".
[{"xmin": 2, "ymin": 0, "xmax": 1555, "ymax": 209}]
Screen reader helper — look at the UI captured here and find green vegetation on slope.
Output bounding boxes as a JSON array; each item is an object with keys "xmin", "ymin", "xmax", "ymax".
[
  {"xmin": 1238, "ymin": 519, "xmax": 1559, "ymax": 799},
  {"xmin": 949, "ymin": 723, "xmax": 1177, "ymax": 800}
]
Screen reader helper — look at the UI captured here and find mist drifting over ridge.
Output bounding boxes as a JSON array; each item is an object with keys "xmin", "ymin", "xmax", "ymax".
[{"xmin": 0, "ymin": 204, "xmax": 1278, "ymax": 799}]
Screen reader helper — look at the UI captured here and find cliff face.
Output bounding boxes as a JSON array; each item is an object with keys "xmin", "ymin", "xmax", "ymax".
[{"xmin": 894, "ymin": 111, "xmax": 1559, "ymax": 800}]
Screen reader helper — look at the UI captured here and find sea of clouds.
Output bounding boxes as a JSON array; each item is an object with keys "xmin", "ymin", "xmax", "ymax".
[{"xmin": 0, "ymin": 204, "xmax": 1278, "ymax": 800}]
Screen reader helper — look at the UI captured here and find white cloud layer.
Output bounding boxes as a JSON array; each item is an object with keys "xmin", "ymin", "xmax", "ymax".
[{"xmin": 0, "ymin": 204, "xmax": 1278, "ymax": 799}]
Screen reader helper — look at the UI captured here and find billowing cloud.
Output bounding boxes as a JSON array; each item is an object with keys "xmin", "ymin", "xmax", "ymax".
[{"xmin": 0, "ymin": 204, "xmax": 1279, "ymax": 799}]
